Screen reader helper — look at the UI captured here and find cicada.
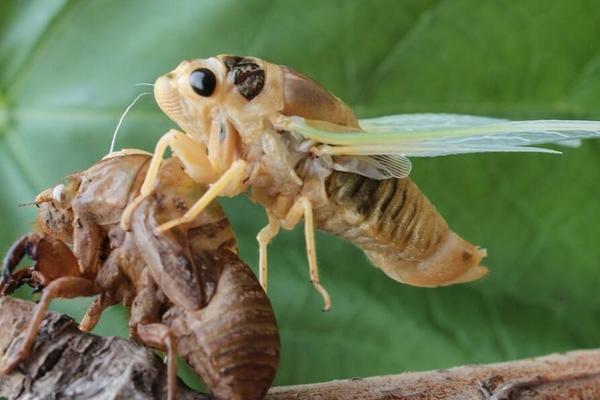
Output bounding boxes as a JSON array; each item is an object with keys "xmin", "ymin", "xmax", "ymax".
[
  {"xmin": 1, "ymin": 151, "xmax": 279, "ymax": 400},
  {"xmin": 122, "ymin": 55, "xmax": 600, "ymax": 310}
]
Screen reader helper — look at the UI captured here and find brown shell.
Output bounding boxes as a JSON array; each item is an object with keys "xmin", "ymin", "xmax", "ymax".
[
  {"xmin": 130, "ymin": 157, "xmax": 237, "ymax": 310},
  {"xmin": 24, "ymin": 153, "xmax": 280, "ymax": 399},
  {"xmin": 164, "ymin": 250, "xmax": 279, "ymax": 400}
]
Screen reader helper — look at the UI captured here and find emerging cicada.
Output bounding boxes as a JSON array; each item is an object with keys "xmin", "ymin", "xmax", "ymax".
[
  {"xmin": 122, "ymin": 55, "xmax": 600, "ymax": 310},
  {"xmin": 0, "ymin": 152, "xmax": 280, "ymax": 400}
]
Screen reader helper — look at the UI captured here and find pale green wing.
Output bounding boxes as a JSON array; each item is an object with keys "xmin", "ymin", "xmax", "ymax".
[
  {"xmin": 358, "ymin": 114, "xmax": 590, "ymax": 151},
  {"xmin": 359, "ymin": 113, "xmax": 508, "ymax": 132},
  {"xmin": 280, "ymin": 114, "xmax": 600, "ymax": 179}
]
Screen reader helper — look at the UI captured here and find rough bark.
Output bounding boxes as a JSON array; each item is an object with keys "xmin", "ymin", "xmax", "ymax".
[
  {"xmin": 267, "ymin": 353, "xmax": 600, "ymax": 399},
  {"xmin": 2, "ymin": 297, "xmax": 600, "ymax": 400},
  {"xmin": 0, "ymin": 297, "xmax": 208, "ymax": 400}
]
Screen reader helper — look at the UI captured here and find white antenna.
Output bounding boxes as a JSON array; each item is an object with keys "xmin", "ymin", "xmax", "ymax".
[{"xmin": 109, "ymin": 91, "xmax": 151, "ymax": 154}]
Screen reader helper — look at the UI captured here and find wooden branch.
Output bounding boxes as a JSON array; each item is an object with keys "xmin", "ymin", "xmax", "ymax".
[
  {"xmin": 2, "ymin": 297, "xmax": 600, "ymax": 400},
  {"xmin": 0, "ymin": 297, "xmax": 208, "ymax": 400},
  {"xmin": 267, "ymin": 352, "xmax": 600, "ymax": 399}
]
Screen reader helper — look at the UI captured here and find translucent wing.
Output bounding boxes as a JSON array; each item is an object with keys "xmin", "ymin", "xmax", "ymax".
[
  {"xmin": 277, "ymin": 114, "xmax": 600, "ymax": 179},
  {"xmin": 358, "ymin": 114, "xmax": 591, "ymax": 151},
  {"xmin": 333, "ymin": 154, "xmax": 412, "ymax": 179},
  {"xmin": 283, "ymin": 114, "xmax": 600, "ymax": 157},
  {"xmin": 359, "ymin": 113, "xmax": 508, "ymax": 132}
]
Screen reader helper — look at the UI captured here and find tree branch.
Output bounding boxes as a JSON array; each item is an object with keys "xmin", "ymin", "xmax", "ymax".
[
  {"xmin": 267, "ymin": 352, "xmax": 600, "ymax": 399},
  {"xmin": 0, "ymin": 297, "xmax": 207, "ymax": 400},
  {"xmin": 2, "ymin": 297, "xmax": 600, "ymax": 400}
]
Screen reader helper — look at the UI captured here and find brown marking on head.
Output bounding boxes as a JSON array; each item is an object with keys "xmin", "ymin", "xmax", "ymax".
[{"xmin": 223, "ymin": 56, "xmax": 265, "ymax": 100}]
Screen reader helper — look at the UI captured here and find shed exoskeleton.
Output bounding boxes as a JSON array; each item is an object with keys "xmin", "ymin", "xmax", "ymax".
[
  {"xmin": 121, "ymin": 54, "xmax": 600, "ymax": 310},
  {"xmin": 0, "ymin": 152, "xmax": 279, "ymax": 400}
]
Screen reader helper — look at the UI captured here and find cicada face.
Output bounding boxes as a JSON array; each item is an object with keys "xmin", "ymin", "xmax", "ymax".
[
  {"xmin": 154, "ymin": 55, "xmax": 283, "ymax": 142},
  {"xmin": 34, "ymin": 177, "xmax": 78, "ymax": 242}
]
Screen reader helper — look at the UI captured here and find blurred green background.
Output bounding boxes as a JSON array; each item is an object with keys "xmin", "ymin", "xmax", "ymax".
[{"xmin": 1, "ymin": 0, "xmax": 600, "ymax": 390}]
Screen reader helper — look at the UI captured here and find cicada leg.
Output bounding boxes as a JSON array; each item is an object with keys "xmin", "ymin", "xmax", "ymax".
[
  {"xmin": 121, "ymin": 129, "xmax": 217, "ymax": 230},
  {"xmin": 155, "ymin": 159, "xmax": 248, "ymax": 233},
  {"xmin": 79, "ymin": 293, "xmax": 118, "ymax": 332},
  {"xmin": 280, "ymin": 196, "xmax": 331, "ymax": 311},
  {"xmin": 256, "ymin": 213, "xmax": 281, "ymax": 292},
  {"xmin": 0, "ymin": 277, "xmax": 97, "ymax": 375},
  {"xmin": 80, "ymin": 248, "xmax": 128, "ymax": 332},
  {"xmin": 0, "ymin": 268, "xmax": 37, "ymax": 296},
  {"xmin": 1, "ymin": 234, "xmax": 80, "ymax": 295},
  {"xmin": 136, "ymin": 323, "xmax": 177, "ymax": 400}
]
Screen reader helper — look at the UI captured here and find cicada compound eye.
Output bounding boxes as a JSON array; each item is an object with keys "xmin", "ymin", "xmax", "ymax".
[{"xmin": 189, "ymin": 68, "xmax": 216, "ymax": 97}]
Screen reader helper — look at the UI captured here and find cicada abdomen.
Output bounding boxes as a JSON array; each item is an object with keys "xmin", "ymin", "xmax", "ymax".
[
  {"xmin": 314, "ymin": 171, "xmax": 488, "ymax": 287},
  {"xmin": 164, "ymin": 250, "xmax": 279, "ymax": 400}
]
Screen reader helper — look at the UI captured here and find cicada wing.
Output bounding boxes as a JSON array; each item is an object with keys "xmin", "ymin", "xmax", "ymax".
[
  {"xmin": 358, "ymin": 113, "xmax": 508, "ymax": 132},
  {"xmin": 555, "ymin": 139, "xmax": 582, "ymax": 148},
  {"xmin": 281, "ymin": 114, "xmax": 600, "ymax": 178},
  {"xmin": 332, "ymin": 154, "xmax": 412, "ymax": 179},
  {"xmin": 359, "ymin": 114, "xmax": 600, "ymax": 148}
]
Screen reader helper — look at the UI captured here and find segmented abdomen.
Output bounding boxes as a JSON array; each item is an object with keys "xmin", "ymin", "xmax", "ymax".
[
  {"xmin": 164, "ymin": 250, "xmax": 279, "ymax": 400},
  {"xmin": 313, "ymin": 171, "xmax": 487, "ymax": 287}
]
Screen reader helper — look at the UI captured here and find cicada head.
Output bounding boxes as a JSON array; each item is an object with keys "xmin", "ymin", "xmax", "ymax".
[
  {"xmin": 34, "ymin": 176, "xmax": 79, "ymax": 243},
  {"xmin": 154, "ymin": 55, "xmax": 359, "ymax": 144},
  {"xmin": 154, "ymin": 55, "xmax": 277, "ymax": 140}
]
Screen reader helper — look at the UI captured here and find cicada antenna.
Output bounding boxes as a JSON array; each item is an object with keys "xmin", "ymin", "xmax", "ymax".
[
  {"xmin": 17, "ymin": 201, "xmax": 37, "ymax": 208},
  {"xmin": 108, "ymin": 91, "xmax": 151, "ymax": 155}
]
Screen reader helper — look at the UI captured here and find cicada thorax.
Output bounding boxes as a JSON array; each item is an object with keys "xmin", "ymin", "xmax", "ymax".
[
  {"xmin": 218, "ymin": 56, "xmax": 358, "ymax": 127},
  {"xmin": 237, "ymin": 60, "xmax": 364, "ymax": 217},
  {"xmin": 279, "ymin": 66, "xmax": 359, "ymax": 128},
  {"xmin": 313, "ymin": 171, "xmax": 488, "ymax": 287}
]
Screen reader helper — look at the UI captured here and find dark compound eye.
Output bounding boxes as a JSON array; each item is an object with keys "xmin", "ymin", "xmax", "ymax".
[{"xmin": 189, "ymin": 68, "xmax": 216, "ymax": 97}]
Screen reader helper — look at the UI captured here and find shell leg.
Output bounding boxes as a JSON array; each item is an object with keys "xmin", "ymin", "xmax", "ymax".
[
  {"xmin": 2, "ymin": 234, "xmax": 34, "ymax": 284},
  {"xmin": 0, "ymin": 277, "xmax": 97, "ymax": 375},
  {"xmin": 121, "ymin": 129, "xmax": 217, "ymax": 230},
  {"xmin": 72, "ymin": 216, "xmax": 103, "ymax": 276},
  {"xmin": 79, "ymin": 293, "xmax": 118, "ymax": 332},
  {"xmin": 1, "ymin": 235, "xmax": 37, "ymax": 294},
  {"xmin": 155, "ymin": 159, "xmax": 248, "ymax": 234},
  {"xmin": 281, "ymin": 196, "xmax": 331, "ymax": 311},
  {"xmin": 136, "ymin": 323, "xmax": 177, "ymax": 400},
  {"xmin": 1, "ymin": 234, "xmax": 80, "ymax": 295},
  {"xmin": 256, "ymin": 213, "xmax": 281, "ymax": 292},
  {"xmin": 0, "ymin": 268, "xmax": 37, "ymax": 296}
]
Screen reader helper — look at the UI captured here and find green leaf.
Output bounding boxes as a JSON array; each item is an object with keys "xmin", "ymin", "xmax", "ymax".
[{"xmin": 1, "ymin": 0, "xmax": 599, "ymax": 389}]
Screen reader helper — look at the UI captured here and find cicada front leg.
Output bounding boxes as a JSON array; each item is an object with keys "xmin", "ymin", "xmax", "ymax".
[
  {"xmin": 280, "ymin": 196, "xmax": 331, "ymax": 311},
  {"xmin": 0, "ymin": 234, "xmax": 98, "ymax": 374},
  {"xmin": 155, "ymin": 158, "xmax": 249, "ymax": 233},
  {"xmin": 121, "ymin": 129, "xmax": 218, "ymax": 230},
  {"xmin": 155, "ymin": 120, "xmax": 247, "ymax": 233}
]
